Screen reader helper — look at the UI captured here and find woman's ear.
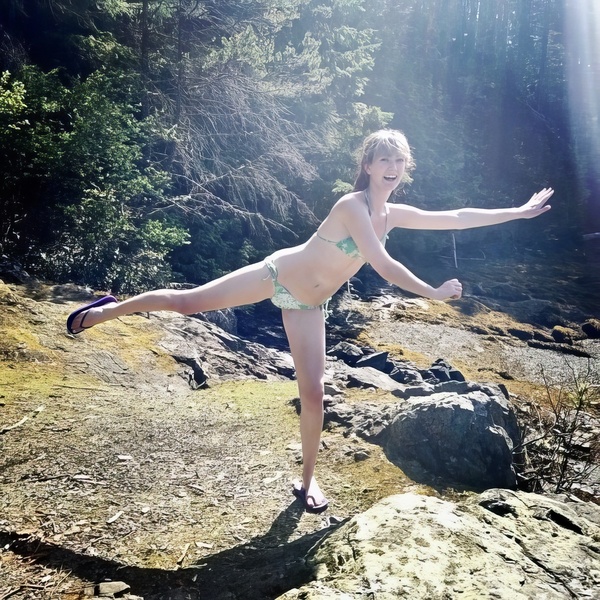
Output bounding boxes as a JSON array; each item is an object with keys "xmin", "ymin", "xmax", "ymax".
[{"xmin": 364, "ymin": 161, "xmax": 371, "ymax": 175}]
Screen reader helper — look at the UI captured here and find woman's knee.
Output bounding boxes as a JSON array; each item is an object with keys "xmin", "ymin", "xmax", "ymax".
[
  {"xmin": 299, "ymin": 382, "xmax": 325, "ymax": 410},
  {"xmin": 165, "ymin": 289, "xmax": 202, "ymax": 315}
]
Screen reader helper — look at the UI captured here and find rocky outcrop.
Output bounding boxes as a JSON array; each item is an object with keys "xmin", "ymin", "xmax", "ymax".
[
  {"xmin": 322, "ymin": 341, "xmax": 518, "ymax": 490},
  {"xmin": 0, "ymin": 258, "xmax": 36, "ymax": 285},
  {"xmin": 385, "ymin": 383, "xmax": 519, "ymax": 489},
  {"xmin": 325, "ymin": 381, "xmax": 519, "ymax": 490},
  {"xmin": 166, "ymin": 310, "xmax": 521, "ymax": 490},
  {"xmin": 151, "ymin": 312, "xmax": 296, "ymax": 386},
  {"xmin": 526, "ymin": 338, "xmax": 592, "ymax": 358},
  {"xmin": 582, "ymin": 318, "xmax": 600, "ymax": 339},
  {"xmin": 277, "ymin": 489, "xmax": 600, "ymax": 600}
]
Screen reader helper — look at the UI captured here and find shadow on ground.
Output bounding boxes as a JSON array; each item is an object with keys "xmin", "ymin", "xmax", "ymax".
[{"xmin": 1, "ymin": 502, "xmax": 345, "ymax": 599}]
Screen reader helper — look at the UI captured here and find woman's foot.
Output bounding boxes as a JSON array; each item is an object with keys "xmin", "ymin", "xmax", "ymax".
[
  {"xmin": 66, "ymin": 295, "xmax": 118, "ymax": 334},
  {"xmin": 292, "ymin": 478, "xmax": 329, "ymax": 513}
]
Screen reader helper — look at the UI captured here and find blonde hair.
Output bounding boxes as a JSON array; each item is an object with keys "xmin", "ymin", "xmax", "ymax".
[{"xmin": 353, "ymin": 129, "xmax": 415, "ymax": 192}]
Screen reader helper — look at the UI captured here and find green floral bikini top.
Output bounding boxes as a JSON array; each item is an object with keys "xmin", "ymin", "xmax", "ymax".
[{"xmin": 316, "ymin": 191, "xmax": 388, "ymax": 260}]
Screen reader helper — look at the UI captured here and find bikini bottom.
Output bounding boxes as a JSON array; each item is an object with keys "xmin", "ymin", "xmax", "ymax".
[{"xmin": 263, "ymin": 255, "xmax": 330, "ymax": 317}]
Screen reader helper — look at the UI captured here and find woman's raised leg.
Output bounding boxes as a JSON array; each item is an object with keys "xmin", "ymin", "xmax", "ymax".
[
  {"xmin": 68, "ymin": 261, "xmax": 275, "ymax": 332},
  {"xmin": 281, "ymin": 307, "xmax": 328, "ymax": 511}
]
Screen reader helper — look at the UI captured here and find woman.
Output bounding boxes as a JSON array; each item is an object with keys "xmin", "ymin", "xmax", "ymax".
[{"xmin": 67, "ymin": 129, "xmax": 553, "ymax": 513}]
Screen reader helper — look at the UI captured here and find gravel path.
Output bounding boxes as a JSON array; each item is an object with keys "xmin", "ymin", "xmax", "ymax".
[{"xmin": 368, "ymin": 312, "xmax": 599, "ymax": 387}]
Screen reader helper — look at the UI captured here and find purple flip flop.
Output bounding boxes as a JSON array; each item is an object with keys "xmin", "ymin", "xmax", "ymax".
[
  {"xmin": 66, "ymin": 295, "xmax": 118, "ymax": 335},
  {"xmin": 292, "ymin": 485, "xmax": 329, "ymax": 514}
]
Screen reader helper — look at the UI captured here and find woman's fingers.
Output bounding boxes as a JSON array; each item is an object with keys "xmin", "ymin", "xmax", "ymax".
[
  {"xmin": 529, "ymin": 187, "xmax": 554, "ymax": 207},
  {"xmin": 523, "ymin": 188, "xmax": 553, "ymax": 217}
]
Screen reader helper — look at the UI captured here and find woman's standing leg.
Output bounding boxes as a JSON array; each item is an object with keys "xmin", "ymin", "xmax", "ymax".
[
  {"xmin": 281, "ymin": 307, "xmax": 328, "ymax": 510},
  {"xmin": 68, "ymin": 261, "xmax": 275, "ymax": 332}
]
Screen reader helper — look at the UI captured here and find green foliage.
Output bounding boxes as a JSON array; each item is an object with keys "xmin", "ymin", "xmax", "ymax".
[
  {"xmin": 170, "ymin": 217, "xmax": 269, "ymax": 284},
  {"xmin": 52, "ymin": 190, "xmax": 190, "ymax": 292},
  {"xmin": 0, "ymin": 71, "xmax": 27, "ymax": 248},
  {"xmin": 273, "ymin": 0, "xmax": 386, "ymax": 215},
  {"xmin": 0, "ymin": 65, "xmax": 188, "ymax": 292},
  {"xmin": 0, "ymin": 68, "xmax": 69, "ymax": 254},
  {"xmin": 73, "ymin": 31, "xmax": 138, "ymax": 71},
  {"xmin": 0, "ymin": 0, "xmax": 588, "ymax": 289},
  {"xmin": 0, "ymin": 71, "xmax": 26, "ymax": 115}
]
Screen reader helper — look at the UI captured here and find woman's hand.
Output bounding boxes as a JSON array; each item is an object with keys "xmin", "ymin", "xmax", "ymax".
[
  {"xmin": 434, "ymin": 279, "xmax": 463, "ymax": 300},
  {"xmin": 516, "ymin": 187, "xmax": 554, "ymax": 219}
]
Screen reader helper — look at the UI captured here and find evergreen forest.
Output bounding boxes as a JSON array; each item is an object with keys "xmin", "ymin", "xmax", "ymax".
[{"xmin": 0, "ymin": 0, "xmax": 598, "ymax": 293}]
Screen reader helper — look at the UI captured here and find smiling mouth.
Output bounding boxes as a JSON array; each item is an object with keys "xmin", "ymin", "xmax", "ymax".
[{"xmin": 384, "ymin": 175, "xmax": 397, "ymax": 181}]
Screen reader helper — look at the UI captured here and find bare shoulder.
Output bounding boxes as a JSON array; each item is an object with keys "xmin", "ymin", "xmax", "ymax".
[
  {"xmin": 332, "ymin": 191, "xmax": 368, "ymax": 214},
  {"xmin": 320, "ymin": 192, "xmax": 370, "ymax": 234}
]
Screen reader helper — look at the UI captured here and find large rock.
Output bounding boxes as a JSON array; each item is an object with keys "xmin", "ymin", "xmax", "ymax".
[
  {"xmin": 345, "ymin": 366, "xmax": 405, "ymax": 393},
  {"xmin": 277, "ymin": 490, "xmax": 600, "ymax": 600},
  {"xmin": 527, "ymin": 339, "xmax": 592, "ymax": 358},
  {"xmin": 385, "ymin": 385, "xmax": 520, "ymax": 489},
  {"xmin": 327, "ymin": 341, "xmax": 364, "ymax": 366},
  {"xmin": 325, "ymin": 382, "xmax": 519, "ymax": 490},
  {"xmin": 153, "ymin": 312, "xmax": 296, "ymax": 386},
  {"xmin": 582, "ymin": 318, "xmax": 600, "ymax": 339},
  {"xmin": 355, "ymin": 351, "xmax": 389, "ymax": 371}
]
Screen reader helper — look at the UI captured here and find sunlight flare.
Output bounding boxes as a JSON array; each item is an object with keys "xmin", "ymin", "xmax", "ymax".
[{"xmin": 565, "ymin": 0, "xmax": 600, "ymax": 226}]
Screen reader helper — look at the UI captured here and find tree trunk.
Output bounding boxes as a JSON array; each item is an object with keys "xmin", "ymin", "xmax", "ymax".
[{"xmin": 140, "ymin": 0, "xmax": 150, "ymax": 119}]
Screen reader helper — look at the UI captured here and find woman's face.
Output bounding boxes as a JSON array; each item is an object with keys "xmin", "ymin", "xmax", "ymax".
[{"xmin": 365, "ymin": 148, "xmax": 407, "ymax": 192}]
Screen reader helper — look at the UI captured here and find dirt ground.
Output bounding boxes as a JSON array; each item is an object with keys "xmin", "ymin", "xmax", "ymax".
[
  {"xmin": 0, "ymin": 265, "xmax": 598, "ymax": 599},
  {"xmin": 0, "ymin": 282, "xmax": 427, "ymax": 600}
]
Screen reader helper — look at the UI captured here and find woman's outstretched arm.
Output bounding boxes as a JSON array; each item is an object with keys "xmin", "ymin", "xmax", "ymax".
[
  {"xmin": 370, "ymin": 258, "xmax": 463, "ymax": 301},
  {"xmin": 388, "ymin": 187, "xmax": 553, "ymax": 231},
  {"xmin": 337, "ymin": 197, "xmax": 463, "ymax": 301}
]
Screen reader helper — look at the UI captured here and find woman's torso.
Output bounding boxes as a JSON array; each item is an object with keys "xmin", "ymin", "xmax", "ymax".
[
  {"xmin": 267, "ymin": 239, "xmax": 361, "ymax": 304},
  {"xmin": 268, "ymin": 192, "xmax": 389, "ymax": 305}
]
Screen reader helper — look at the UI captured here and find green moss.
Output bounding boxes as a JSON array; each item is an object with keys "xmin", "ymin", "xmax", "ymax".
[{"xmin": 197, "ymin": 380, "xmax": 300, "ymax": 431}]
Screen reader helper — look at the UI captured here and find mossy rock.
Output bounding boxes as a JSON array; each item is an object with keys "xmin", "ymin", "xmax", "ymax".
[
  {"xmin": 507, "ymin": 327, "xmax": 533, "ymax": 341},
  {"xmin": 533, "ymin": 330, "xmax": 555, "ymax": 343},
  {"xmin": 551, "ymin": 325, "xmax": 577, "ymax": 345},
  {"xmin": 0, "ymin": 283, "xmax": 20, "ymax": 305},
  {"xmin": 581, "ymin": 318, "xmax": 600, "ymax": 339}
]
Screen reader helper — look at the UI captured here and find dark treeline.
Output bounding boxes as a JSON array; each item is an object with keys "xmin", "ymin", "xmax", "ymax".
[{"xmin": 0, "ymin": 0, "xmax": 596, "ymax": 293}]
